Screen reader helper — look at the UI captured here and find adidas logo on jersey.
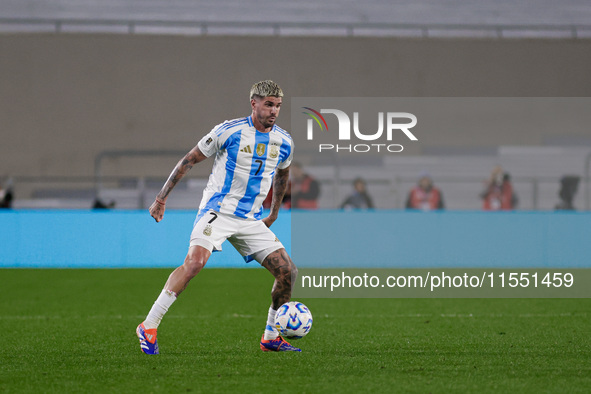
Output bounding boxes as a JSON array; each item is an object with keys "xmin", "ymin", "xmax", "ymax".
[{"xmin": 240, "ymin": 146, "xmax": 253, "ymax": 153}]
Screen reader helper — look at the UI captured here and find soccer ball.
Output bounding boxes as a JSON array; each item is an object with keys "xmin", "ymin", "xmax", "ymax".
[{"xmin": 274, "ymin": 301, "xmax": 313, "ymax": 339}]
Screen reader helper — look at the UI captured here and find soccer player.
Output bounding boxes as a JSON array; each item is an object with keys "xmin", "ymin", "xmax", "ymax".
[{"xmin": 136, "ymin": 80, "xmax": 300, "ymax": 353}]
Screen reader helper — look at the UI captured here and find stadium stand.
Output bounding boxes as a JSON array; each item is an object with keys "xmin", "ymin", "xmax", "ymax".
[
  {"xmin": 305, "ymin": 146, "xmax": 591, "ymax": 211},
  {"xmin": 1, "ymin": 0, "xmax": 590, "ymax": 38},
  {"xmin": 1, "ymin": 2, "xmax": 591, "ymax": 210},
  {"xmin": 11, "ymin": 146, "xmax": 589, "ymax": 211}
]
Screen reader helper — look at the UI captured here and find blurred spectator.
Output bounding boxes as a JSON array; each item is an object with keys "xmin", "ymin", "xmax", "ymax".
[
  {"xmin": 0, "ymin": 182, "xmax": 13, "ymax": 209},
  {"xmin": 341, "ymin": 177, "xmax": 374, "ymax": 210},
  {"xmin": 480, "ymin": 166, "xmax": 517, "ymax": 211},
  {"xmin": 262, "ymin": 183, "xmax": 292, "ymax": 210},
  {"xmin": 92, "ymin": 198, "xmax": 115, "ymax": 209},
  {"xmin": 0, "ymin": 177, "xmax": 14, "ymax": 209},
  {"xmin": 406, "ymin": 173, "xmax": 444, "ymax": 211},
  {"xmin": 555, "ymin": 175, "xmax": 580, "ymax": 210},
  {"xmin": 290, "ymin": 162, "xmax": 320, "ymax": 209}
]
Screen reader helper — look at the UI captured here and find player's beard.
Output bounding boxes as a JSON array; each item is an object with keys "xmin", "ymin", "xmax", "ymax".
[{"xmin": 261, "ymin": 114, "xmax": 276, "ymax": 129}]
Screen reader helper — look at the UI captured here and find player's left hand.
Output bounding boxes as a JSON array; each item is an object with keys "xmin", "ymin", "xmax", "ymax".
[{"xmin": 262, "ymin": 214, "xmax": 277, "ymax": 228}]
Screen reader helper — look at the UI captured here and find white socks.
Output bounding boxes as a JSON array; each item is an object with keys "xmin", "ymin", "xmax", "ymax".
[
  {"xmin": 263, "ymin": 305, "xmax": 279, "ymax": 340},
  {"xmin": 145, "ymin": 294, "xmax": 278, "ymax": 341},
  {"xmin": 144, "ymin": 289, "xmax": 177, "ymax": 330}
]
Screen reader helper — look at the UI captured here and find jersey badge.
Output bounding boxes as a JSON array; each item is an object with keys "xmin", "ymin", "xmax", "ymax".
[{"xmin": 269, "ymin": 145, "xmax": 279, "ymax": 159}]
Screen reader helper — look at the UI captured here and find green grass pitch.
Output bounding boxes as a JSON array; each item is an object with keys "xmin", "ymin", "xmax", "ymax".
[{"xmin": 0, "ymin": 268, "xmax": 590, "ymax": 393}]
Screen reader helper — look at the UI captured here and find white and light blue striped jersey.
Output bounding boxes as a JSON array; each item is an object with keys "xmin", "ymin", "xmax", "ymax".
[{"xmin": 195, "ymin": 115, "xmax": 294, "ymax": 220}]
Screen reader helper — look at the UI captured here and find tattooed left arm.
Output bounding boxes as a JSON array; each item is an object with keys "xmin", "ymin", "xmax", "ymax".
[{"xmin": 262, "ymin": 166, "xmax": 290, "ymax": 227}]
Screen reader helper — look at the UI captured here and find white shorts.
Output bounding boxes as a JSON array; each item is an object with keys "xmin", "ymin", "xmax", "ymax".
[{"xmin": 189, "ymin": 210, "xmax": 284, "ymax": 264}]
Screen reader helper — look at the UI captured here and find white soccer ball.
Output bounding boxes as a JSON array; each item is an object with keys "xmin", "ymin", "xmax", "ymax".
[{"xmin": 274, "ymin": 301, "xmax": 313, "ymax": 339}]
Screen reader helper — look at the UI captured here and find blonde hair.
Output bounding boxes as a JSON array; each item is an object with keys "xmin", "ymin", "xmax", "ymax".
[{"xmin": 250, "ymin": 80, "xmax": 284, "ymax": 100}]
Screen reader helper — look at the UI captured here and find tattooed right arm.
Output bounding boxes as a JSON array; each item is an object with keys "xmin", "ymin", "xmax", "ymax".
[{"xmin": 149, "ymin": 145, "xmax": 208, "ymax": 222}]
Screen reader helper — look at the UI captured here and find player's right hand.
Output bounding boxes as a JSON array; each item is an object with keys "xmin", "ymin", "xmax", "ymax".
[{"xmin": 149, "ymin": 199, "xmax": 166, "ymax": 222}]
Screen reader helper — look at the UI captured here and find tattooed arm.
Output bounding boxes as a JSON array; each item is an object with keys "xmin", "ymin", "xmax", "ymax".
[
  {"xmin": 149, "ymin": 145, "xmax": 208, "ymax": 222},
  {"xmin": 262, "ymin": 166, "xmax": 290, "ymax": 228}
]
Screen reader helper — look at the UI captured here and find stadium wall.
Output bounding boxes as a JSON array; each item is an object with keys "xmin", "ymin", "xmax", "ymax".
[
  {"xmin": 1, "ymin": 34, "xmax": 591, "ymax": 178},
  {"xmin": 0, "ymin": 210, "xmax": 291, "ymax": 268},
  {"xmin": 1, "ymin": 210, "xmax": 589, "ymax": 268}
]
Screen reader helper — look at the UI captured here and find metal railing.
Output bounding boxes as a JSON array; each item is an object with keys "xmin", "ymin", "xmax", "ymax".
[
  {"xmin": 0, "ymin": 17, "xmax": 590, "ymax": 39},
  {"xmin": 5, "ymin": 173, "xmax": 587, "ymax": 211},
  {"xmin": 3, "ymin": 148, "xmax": 589, "ymax": 210},
  {"xmin": 93, "ymin": 149, "xmax": 187, "ymax": 203}
]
